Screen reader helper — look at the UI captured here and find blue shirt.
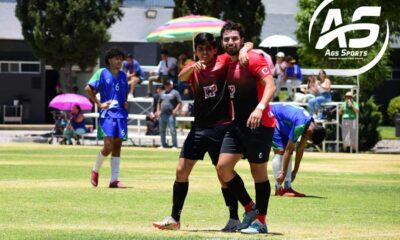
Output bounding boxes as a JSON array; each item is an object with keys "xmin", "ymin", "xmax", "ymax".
[
  {"xmin": 87, "ymin": 68, "xmax": 128, "ymax": 119},
  {"xmin": 271, "ymin": 103, "xmax": 312, "ymax": 142},
  {"xmin": 285, "ymin": 64, "xmax": 302, "ymax": 80},
  {"xmin": 122, "ymin": 59, "xmax": 145, "ymax": 80}
]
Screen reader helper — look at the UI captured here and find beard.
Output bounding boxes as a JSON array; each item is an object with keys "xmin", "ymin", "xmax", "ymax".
[{"xmin": 224, "ymin": 44, "xmax": 241, "ymax": 56}]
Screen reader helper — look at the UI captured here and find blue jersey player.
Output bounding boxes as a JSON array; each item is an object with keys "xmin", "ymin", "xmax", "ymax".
[
  {"xmin": 85, "ymin": 47, "xmax": 129, "ymax": 188},
  {"xmin": 270, "ymin": 103, "xmax": 326, "ymax": 197}
]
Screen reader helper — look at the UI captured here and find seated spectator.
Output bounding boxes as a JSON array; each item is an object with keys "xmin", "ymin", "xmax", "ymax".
[
  {"xmin": 147, "ymin": 50, "xmax": 177, "ymax": 97},
  {"xmin": 308, "ymin": 69, "xmax": 332, "ymax": 119},
  {"xmin": 61, "ymin": 104, "xmax": 87, "ymax": 145},
  {"xmin": 283, "ymin": 56, "xmax": 302, "ymax": 101},
  {"xmin": 339, "ymin": 91, "xmax": 359, "ymax": 152},
  {"xmin": 295, "ymin": 75, "xmax": 318, "ymax": 103},
  {"xmin": 178, "ymin": 52, "xmax": 193, "ymax": 73},
  {"xmin": 123, "ymin": 54, "xmax": 145, "ymax": 99},
  {"xmin": 273, "ymin": 52, "xmax": 286, "ymax": 101}
]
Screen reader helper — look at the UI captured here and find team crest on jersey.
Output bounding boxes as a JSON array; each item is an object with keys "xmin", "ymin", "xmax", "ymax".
[
  {"xmin": 228, "ymin": 85, "xmax": 236, "ymax": 99},
  {"xmin": 106, "ymin": 78, "xmax": 111, "ymax": 84},
  {"xmin": 203, "ymin": 84, "xmax": 218, "ymax": 99}
]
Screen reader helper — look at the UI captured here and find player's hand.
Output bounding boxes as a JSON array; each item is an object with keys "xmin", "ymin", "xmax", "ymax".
[
  {"xmin": 291, "ymin": 170, "xmax": 297, "ymax": 182},
  {"xmin": 239, "ymin": 48, "xmax": 249, "ymax": 67},
  {"xmin": 276, "ymin": 171, "xmax": 285, "ymax": 185},
  {"xmin": 247, "ymin": 108, "xmax": 263, "ymax": 129},
  {"xmin": 98, "ymin": 101, "xmax": 110, "ymax": 109},
  {"xmin": 193, "ymin": 60, "xmax": 206, "ymax": 72}
]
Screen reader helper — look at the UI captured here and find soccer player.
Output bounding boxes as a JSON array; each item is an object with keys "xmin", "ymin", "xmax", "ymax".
[
  {"xmin": 216, "ymin": 21, "xmax": 276, "ymax": 234},
  {"xmin": 85, "ymin": 47, "xmax": 129, "ymax": 188},
  {"xmin": 152, "ymin": 33, "xmax": 253, "ymax": 231},
  {"xmin": 271, "ymin": 103, "xmax": 326, "ymax": 197}
]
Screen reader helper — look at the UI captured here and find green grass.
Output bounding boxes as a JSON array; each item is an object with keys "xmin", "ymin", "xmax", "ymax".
[
  {"xmin": 379, "ymin": 126, "xmax": 400, "ymax": 139},
  {"xmin": 0, "ymin": 144, "xmax": 399, "ymax": 239}
]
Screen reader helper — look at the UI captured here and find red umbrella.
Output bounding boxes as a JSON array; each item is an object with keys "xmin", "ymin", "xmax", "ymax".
[{"xmin": 49, "ymin": 93, "xmax": 93, "ymax": 111}]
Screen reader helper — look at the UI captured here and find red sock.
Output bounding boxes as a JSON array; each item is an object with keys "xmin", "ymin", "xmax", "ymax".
[
  {"xmin": 244, "ymin": 201, "xmax": 255, "ymax": 212},
  {"xmin": 256, "ymin": 214, "xmax": 266, "ymax": 224}
]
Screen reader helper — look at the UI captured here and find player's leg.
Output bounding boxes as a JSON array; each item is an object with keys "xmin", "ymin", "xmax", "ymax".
[
  {"xmin": 109, "ymin": 118, "xmax": 127, "ymax": 188},
  {"xmin": 271, "ymin": 153, "xmax": 283, "ymax": 195},
  {"xmin": 90, "ymin": 118, "xmax": 113, "ymax": 187},
  {"xmin": 153, "ymin": 158, "xmax": 197, "ymax": 230},
  {"xmin": 241, "ymin": 126, "xmax": 273, "ymax": 234}
]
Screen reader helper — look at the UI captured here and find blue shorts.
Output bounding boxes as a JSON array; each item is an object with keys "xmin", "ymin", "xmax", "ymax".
[
  {"xmin": 98, "ymin": 118, "xmax": 127, "ymax": 139},
  {"xmin": 272, "ymin": 128, "xmax": 288, "ymax": 151}
]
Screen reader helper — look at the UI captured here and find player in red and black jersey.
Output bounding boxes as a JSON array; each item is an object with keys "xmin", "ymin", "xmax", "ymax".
[
  {"xmin": 216, "ymin": 21, "xmax": 276, "ymax": 234},
  {"xmin": 153, "ymin": 33, "xmax": 253, "ymax": 231}
]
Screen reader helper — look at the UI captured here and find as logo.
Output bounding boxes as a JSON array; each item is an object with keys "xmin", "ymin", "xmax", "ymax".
[
  {"xmin": 309, "ymin": 0, "xmax": 389, "ymax": 76},
  {"xmin": 203, "ymin": 84, "xmax": 217, "ymax": 99}
]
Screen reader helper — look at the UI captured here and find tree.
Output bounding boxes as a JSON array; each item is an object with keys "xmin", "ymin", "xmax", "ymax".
[
  {"xmin": 173, "ymin": 0, "xmax": 265, "ymax": 44},
  {"xmin": 15, "ymin": 0, "xmax": 123, "ymax": 92}
]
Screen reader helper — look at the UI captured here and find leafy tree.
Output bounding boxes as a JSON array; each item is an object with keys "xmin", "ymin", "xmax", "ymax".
[
  {"xmin": 387, "ymin": 96, "xmax": 400, "ymax": 125},
  {"xmin": 358, "ymin": 97, "xmax": 382, "ymax": 151},
  {"xmin": 15, "ymin": 0, "xmax": 123, "ymax": 91}
]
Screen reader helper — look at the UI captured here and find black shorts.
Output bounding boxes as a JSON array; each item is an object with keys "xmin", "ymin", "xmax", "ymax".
[
  {"xmin": 180, "ymin": 123, "xmax": 230, "ymax": 166},
  {"xmin": 220, "ymin": 124, "xmax": 274, "ymax": 163}
]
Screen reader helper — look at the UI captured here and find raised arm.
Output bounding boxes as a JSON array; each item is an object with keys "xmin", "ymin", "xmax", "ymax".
[{"xmin": 238, "ymin": 42, "xmax": 254, "ymax": 66}]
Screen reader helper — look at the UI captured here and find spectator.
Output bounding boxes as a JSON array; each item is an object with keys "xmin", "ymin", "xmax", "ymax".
[
  {"xmin": 308, "ymin": 69, "xmax": 332, "ymax": 119},
  {"xmin": 178, "ymin": 52, "xmax": 193, "ymax": 73},
  {"xmin": 147, "ymin": 50, "xmax": 178, "ymax": 97},
  {"xmin": 273, "ymin": 52, "xmax": 286, "ymax": 101},
  {"xmin": 122, "ymin": 53, "xmax": 145, "ymax": 99},
  {"xmin": 295, "ymin": 75, "xmax": 318, "ymax": 103},
  {"xmin": 72, "ymin": 85, "xmax": 79, "ymax": 94},
  {"xmin": 340, "ymin": 91, "xmax": 359, "ymax": 152},
  {"xmin": 61, "ymin": 104, "xmax": 87, "ymax": 145},
  {"xmin": 145, "ymin": 86, "xmax": 163, "ymax": 135},
  {"xmin": 155, "ymin": 80, "xmax": 182, "ymax": 149},
  {"xmin": 283, "ymin": 56, "xmax": 302, "ymax": 101},
  {"xmin": 56, "ymin": 84, "xmax": 63, "ymax": 95},
  {"xmin": 179, "ymin": 87, "xmax": 193, "ymax": 135}
]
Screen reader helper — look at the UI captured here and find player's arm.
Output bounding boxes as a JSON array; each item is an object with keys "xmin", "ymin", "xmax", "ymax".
[
  {"xmin": 247, "ymin": 74, "xmax": 275, "ymax": 129},
  {"xmin": 85, "ymin": 85, "xmax": 109, "ymax": 109},
  {"xmin": 291, "ymin": 135, "xmax": 308, "ymax": 182},
  {"xmin": 276, "ymin": 140, "xmax": 295, "ymax": 184},
  {"xmin": 178, "ymin": 62, "xmax": 204, "ymax": 82},
  {"xmin": 238, "ymin": 42, "xmax": 254, "ymax": 66}
]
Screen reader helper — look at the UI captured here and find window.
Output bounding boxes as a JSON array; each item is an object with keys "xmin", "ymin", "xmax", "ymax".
[{"xmin": 0, "ymin": 61, "xmax": 40, "ymax": 74}]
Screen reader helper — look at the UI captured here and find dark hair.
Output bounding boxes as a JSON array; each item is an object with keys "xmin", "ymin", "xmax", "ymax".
[
  {"xmin": 126, "ymin": 53, "xmax": 133, "ymax": 59},
  {"xmin": 194, "ymin": 32, "xmax": 217, "ymax": 49},
  {"xmin": 161, "ymin": 49, "xmax": 169, "ymax": 55},
  {"xmin": 73, "ymin": 104, "xmax": 82, "ymax": 113},
  {"xmin": 104, "ymin": 47, "xmax": 125, "ymax": 65},
  {"xmin": 220, "ymin": 20, "xmax": 245, "ymax": 38},
  {"xmin": 311, "ymin": 125, "xmax": 326, "ymax": 145},
  {"xmin": 320, "ymin": 69, "xmax": 327, "ymax": 76}
]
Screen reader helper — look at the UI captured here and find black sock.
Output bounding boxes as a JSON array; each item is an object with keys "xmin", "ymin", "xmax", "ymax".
[
  {"xmin": 221, "ymin": 187, "xmax": 239, "ymax": 220},
  {"xmin": 255, "ymin": 180, "xmax": 271, "ymax": 215},
  {"xmin": 226, "ymin": 174, "xmax": 252, "ymax": 207},
  {"xmin": 171, "ymin": 181, "xmax": 188, "ymax": 222}
]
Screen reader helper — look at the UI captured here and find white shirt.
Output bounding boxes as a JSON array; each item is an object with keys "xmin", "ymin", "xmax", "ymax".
[{"xmin": 156, "ymin": 57, "xmax": 178, "ymax": 76}]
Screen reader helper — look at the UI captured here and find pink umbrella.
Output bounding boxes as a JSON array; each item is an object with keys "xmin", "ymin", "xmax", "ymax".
[{"xmin": 49, "ymin": 93, "xmax": 93, "ymax": 111}]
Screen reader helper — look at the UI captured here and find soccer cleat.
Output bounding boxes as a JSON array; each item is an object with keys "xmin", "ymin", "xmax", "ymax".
[
  {"xmin": 90, "ymin": 170, "xmax": 99, "ymax": 187},
  {"xmin": 221, "ymin": 218, "xmax": 241, "ymax": 232},
  {"xmin": 240, "ymin": 219, "xmax": 268, "ymax": 234},
  {"xmin": 286, "ymin": 187, "xmax": 306, "ymax": 197},
  {"xmin": 153, "ymin": 216, "xmax": 180, "ymax": 230},
  {"xmin": 236, "ymin": 208, "xmax": 257, "ymax": 231},
  {"xmin": 109, "ymin": 181, "xmax": 126, "ymax": 188}
]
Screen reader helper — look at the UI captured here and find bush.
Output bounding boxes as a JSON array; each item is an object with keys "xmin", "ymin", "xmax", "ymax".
[
  {"xmin": 387, "ymin": 96, "xmax": 400, "ymax": 125},
  {"xmin": 359, "ymin": 96, "xmax": 382, "ymax": 151}
]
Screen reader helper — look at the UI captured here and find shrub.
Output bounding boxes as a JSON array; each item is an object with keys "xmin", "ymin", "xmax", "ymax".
[
  {"xmin": 359, "ymin": 96, "xmax": 382, "ymax": 151},
  {"xmin": 387, "ymin": 96, "xmax": 400, "ymax": 125}
]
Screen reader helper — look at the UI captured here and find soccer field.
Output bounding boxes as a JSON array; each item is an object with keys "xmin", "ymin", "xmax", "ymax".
[{"xmin": 0, "ymin": 144, "xmax": 399, "ymax": 239}]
